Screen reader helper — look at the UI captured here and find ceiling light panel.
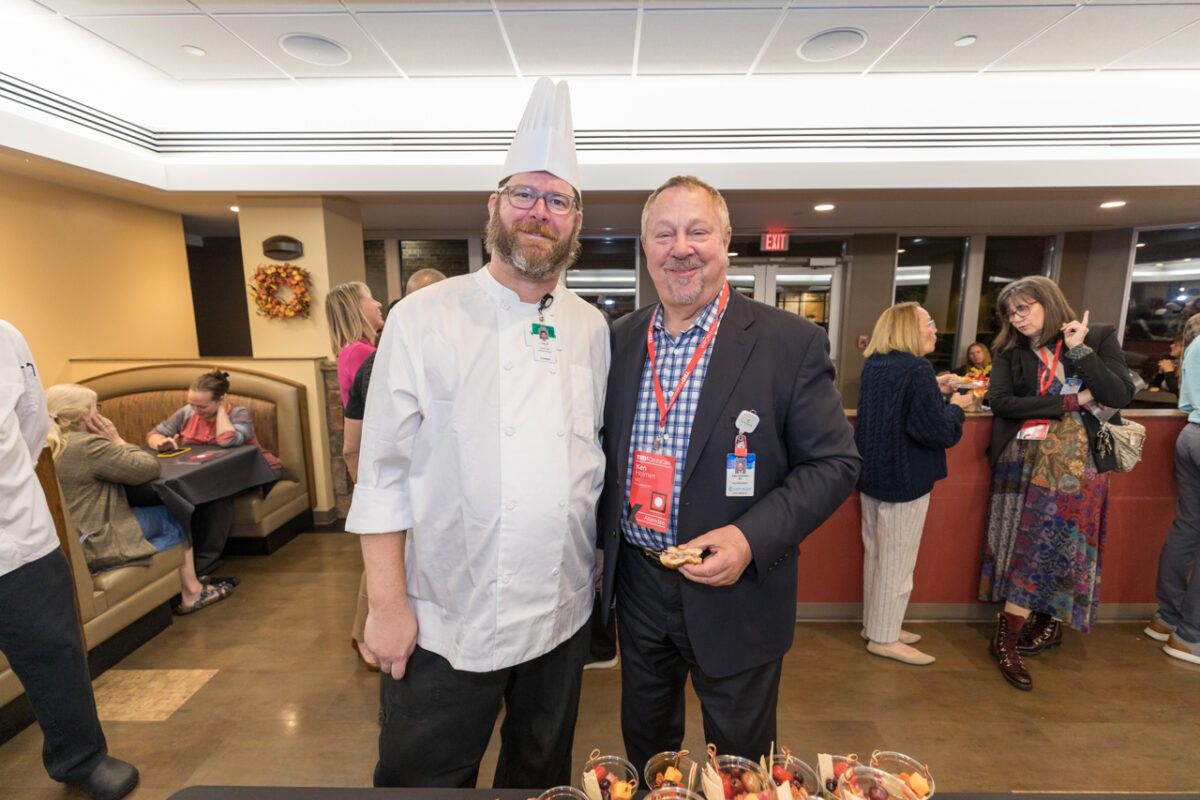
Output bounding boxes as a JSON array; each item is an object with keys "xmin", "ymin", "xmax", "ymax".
[
  {"xmin": 216, "ymin": 14, "xmax": 398, "ymax": 77},
  {"xmin": 501, "ymin": 11, "xmax": 636, "ymax": 75},
  {"xmin": 755, "ymin": 8, "xmax": 926, "ymax": 74},
  {"xmin": 344, "ymin": 1, "xmax": 492, "ymax": 9},
  {"xmin": 195, "ymin": 1, "xmax": 345, "ymax": 11},
  {"xmin": 991, "ymin": 4, "xmax": 1200, "ymax": 71},
  {"xmin": 362, "ymin": 12, "xmax": 514, "ymax": 76},
  {"xmin": 638, "ymin": 9, "xmax": 779, "ymax": 74},
  {"xmin": 69, "ymin": 15, "xmax": 284, "ymax": 79},
  {"xmin": 874, "ymin": 6, "xmax": 1072, "ymax": 72}
]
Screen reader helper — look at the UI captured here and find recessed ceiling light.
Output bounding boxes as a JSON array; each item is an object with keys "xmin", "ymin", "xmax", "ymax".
[
  {"xmin": 728, "ymin": 252, "xmax": 739, "ymax": 257},
  {"xmin": 230, "ymin": 206, "xmax": 239, "ymax": 213},
  {"xmin": 797, "ymin": 28, "xmax": 867, "ymax": 62},
  {"xmin": 181, "ymin": 45, "xmax": 207, "ymax": 57},
  {"xmin": 897, "ymin": 249, "xmax": 906, "ymax": 254},
  {"xmin": 814, "ymin": 203, "xmax": 835, "ymax": 212},
  {"xmin": 953, "ymin": 35, "xmax": 977, "ymax": 48},
  {"xmin": 1136, "ymin": 242, "xmax": 1146, "ymax": 247},
  {"xmin": 280, "ymin": 33, "xmax": 351, "ymax": 66},
  {"xmin": 1157, "ymin": 262, "xmax": 1165, "ymax": 266},
  {"xmin": 1099, "ymin": 200, "xmax": 1126, "ymax": 209}
]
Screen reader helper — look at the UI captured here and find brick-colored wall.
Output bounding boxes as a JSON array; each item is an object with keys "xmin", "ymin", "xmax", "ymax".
[{"xmin": 400, "ymin": 240, "xmax": 470, "ymax": 293}]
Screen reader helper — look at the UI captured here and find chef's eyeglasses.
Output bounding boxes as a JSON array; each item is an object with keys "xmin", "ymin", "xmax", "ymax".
[{"xmin": 499, "ymin": 185, "xmax": 578, "ymax": 215}]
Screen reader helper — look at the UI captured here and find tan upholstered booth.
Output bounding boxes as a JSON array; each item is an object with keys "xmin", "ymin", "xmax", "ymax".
[{"xmin": 80, "ymin": 364, "xmax": 315, "ymax": 553}]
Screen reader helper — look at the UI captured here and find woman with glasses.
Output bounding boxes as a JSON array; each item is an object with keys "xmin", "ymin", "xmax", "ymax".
[
  {"xmin": 856, "ymin": 303, "xmax": 973, "ymax": 665},
  {"xmin": 981, "ymin": 276, "xmax": 1134, "ymax": 690}
]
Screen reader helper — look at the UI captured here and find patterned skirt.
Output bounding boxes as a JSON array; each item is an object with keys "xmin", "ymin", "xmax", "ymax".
[{"xmin": 978, "ymin": 412, "xmax": 1108, "ymax": 632}]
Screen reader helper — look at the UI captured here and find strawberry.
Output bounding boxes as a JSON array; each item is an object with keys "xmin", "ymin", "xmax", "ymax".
[{"xmin": 772, "ymin": 765, "xmax": 795, "ymax": 785}]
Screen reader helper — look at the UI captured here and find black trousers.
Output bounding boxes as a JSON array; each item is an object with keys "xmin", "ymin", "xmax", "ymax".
[
  {"xmin": 190, "ymin": 496, "xmax": 234, "ymax": 576},
  {"xmin": 615, "ymin": 542, "xmax": 782, "ymax": 769},
  {"xmin": 374, "ymin": 621, "xmax": 589, "ymax": 788},
  {"xmin": 0, "ymin": 549, "xmax": 108, "ymax": 784}
]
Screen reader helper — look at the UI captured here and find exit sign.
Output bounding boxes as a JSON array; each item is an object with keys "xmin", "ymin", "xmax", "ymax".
[{"xmin": 761, "ymin": 232, "xmax": 790, "ymax": 252}]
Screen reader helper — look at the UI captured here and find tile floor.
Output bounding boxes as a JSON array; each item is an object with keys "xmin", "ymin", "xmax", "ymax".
[{"xmin": 2, "ymin": 532, "xmax": 1198, "ymax": 799}]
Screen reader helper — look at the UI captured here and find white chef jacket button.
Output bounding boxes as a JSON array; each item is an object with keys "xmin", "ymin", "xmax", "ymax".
[
  {"xmin": 501, "ymin": 302, "xmax": 511, "ymax": 311},
  {"xmin": 558, "ymin": 500, "xmax": 566, "ymax": 508},
  {"xmin": 549, "ymin": 367, "xmax": 558, "ymax": 374},
  {"xmin": 504, "ymin": 426, "xmax": 515, "ymax": 436},
  {"xmin": 504, "ymin": 362, "xmax": 513, "ymax": 370},
  {"xmin": 505, "ymin": 501, "xmax": 516, "ymax": 511},
  {"xmin": 557, "ymin": 429, "xmax": 565, "ymax": 437},
  {"xmin": 502, "ymin": 575, "xmax": 512, "ymax": 585},
  {"xmin": 552, "ymin": 568, "xmax": 559, "ymax": 576}
]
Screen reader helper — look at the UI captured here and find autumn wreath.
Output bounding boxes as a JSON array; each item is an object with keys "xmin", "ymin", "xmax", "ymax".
[{"xmin": 250, "ymin": 263, "xmax": 312, "ymax": 320}]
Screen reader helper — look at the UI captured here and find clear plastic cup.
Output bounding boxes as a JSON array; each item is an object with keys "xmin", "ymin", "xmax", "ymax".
[
  {"xmin": 869, "ymin": 752, "xmax": 934, "ymax": 800},
  {"xmin": 582, "ymin": 753, "xmax": 639, "ymax": 800},
  {"xmin": 541, "ymin": 787, "xmax": 589, "ymax": 800},
  {"xmin": 835, "ymin": 766, "xmax": 919, "ymax": 800},
  {"xmin": 644, "ymin": 751, "xmax": 702, "ymax": 793},
  {"xmin": 711, "ymin": 754, "xmax": 770, "ymax": 796},
  {"xmin": 649, "ymin": 786, "xmax": 706, "ymax": 800},
  {"xmin": 771, "ymin": 754, "xmax": 821, "ymax": 799}
]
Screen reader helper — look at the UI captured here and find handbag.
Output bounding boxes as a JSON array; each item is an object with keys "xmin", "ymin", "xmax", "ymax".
[{"xmin": 1095, "ymin": 416, "xmax": 1146, "ymax": 473}]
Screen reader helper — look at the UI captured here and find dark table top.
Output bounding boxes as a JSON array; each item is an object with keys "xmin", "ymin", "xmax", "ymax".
[{"xmin": 127, "ymin": 444, "xmax": 277, "ymax": 533}]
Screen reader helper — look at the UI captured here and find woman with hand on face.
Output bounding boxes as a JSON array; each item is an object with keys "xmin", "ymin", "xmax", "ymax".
[
  {"xmin": 46, "ymin": 385, "xmax": 232, "ymax": 614},
  {"xmin": 856, "ymin": 303, "xmax": 973, "ymax": 665},
  {"xmin": 324, "ymin": 281, "xmax": 385, "ymax": 408},
  {"xmin": 146, "ymin": 370, "xmax": 280, "ymax": 471},
  {"xmin": 981, "ymin": 276, "xmax": 1134, "ymax": 691}
]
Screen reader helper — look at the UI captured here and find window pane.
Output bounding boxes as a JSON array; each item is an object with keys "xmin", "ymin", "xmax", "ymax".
[
  {"xmin": 978, "ymin": 236, "xmax": 1054, "ymax": 347},
  {"xmin": 895, "ymin": 237, "xmax": 966, "ymax": 372},
  {"xmin": 565, "ymin": 238, "xmax": 638, "ymax": 320},
  {"xmin": 1126, "ymin": 225, "xmax": 1200, "ymax": 386}
]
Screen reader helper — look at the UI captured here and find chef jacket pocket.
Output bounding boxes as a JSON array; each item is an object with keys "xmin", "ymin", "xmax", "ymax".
[{"xmin": 568, "ymin": 365, "xmax": 600, "ymax": 439}]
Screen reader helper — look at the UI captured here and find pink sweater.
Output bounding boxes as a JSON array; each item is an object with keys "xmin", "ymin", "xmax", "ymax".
[{"xmin": 337, "ymin": 340, "xmax": 376, "ymax": 408}]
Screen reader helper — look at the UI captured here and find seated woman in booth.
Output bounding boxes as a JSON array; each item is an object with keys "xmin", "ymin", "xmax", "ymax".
[
  {"xmin": 46, "ymin": 384, "xmax": 234, "ymax": 614},
  {"xmin": 146, "ymin": 369, "xmax": 280, "ymax": 471}
]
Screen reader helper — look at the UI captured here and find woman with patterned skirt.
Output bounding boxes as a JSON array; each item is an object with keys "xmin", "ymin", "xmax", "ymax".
[{"xmin": 981, "ymin": 276, "xmax": 1134, "ymax": 690}]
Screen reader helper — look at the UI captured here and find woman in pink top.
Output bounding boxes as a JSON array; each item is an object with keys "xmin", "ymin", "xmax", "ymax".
[{"xmin": 325, "ymin": 281, "xmax": 385, "ymax": 407}]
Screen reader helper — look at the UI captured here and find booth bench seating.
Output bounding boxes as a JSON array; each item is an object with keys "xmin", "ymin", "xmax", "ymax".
[{"xmin": 81, "ymin": 364, "xmax": 315, "ymax": 553}]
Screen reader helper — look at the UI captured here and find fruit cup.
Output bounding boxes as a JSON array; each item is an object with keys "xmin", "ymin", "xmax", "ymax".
[
  {"xmin": 771, "ymin": 754, "xmax": 821, "ymax": 800},
  {"xmin": 540, "ymin": 787, "xmax": 590, "ymax": 800},
  {"xmin": 869, "ymin": 752, "xmax": 934, "ymax": 800},
  {"xmin": 835, "ymin": 766, "xmax": 919, "ymax": 800},
  {"xmin": 582, "ymin": 753, "xmax": 639, "ymax": 800},
  {"xmin": 645, "ymin": 751, "xmax": 702, "ymax": 793},
  {"xmin": 711, "ymin": 754, "xmax": 771, "ymax": 800}
]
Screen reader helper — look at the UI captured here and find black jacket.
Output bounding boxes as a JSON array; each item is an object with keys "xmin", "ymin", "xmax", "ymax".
[{"xmin": 985, "ymin": 323, "xmax": 1134, "ymax": 472}]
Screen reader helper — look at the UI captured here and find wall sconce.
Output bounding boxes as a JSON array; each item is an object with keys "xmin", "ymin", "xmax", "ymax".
[{"xmin": 263, "ymin": 235, "xmax": 303, "ymax": 261}]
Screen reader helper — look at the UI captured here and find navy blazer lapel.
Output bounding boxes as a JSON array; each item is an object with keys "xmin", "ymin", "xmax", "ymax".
[
  {"xmin": 611, "ymin": 307, "xmax": 652, "ymax": 485},
  {"xmin": 681, "ymin": 291, "xmax": 756, "ymax": 490}
]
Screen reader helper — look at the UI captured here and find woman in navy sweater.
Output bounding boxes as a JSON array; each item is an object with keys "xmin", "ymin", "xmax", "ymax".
[{"xmin": 856, "ymin": 303, "xmax": 973, "ymax": 665}]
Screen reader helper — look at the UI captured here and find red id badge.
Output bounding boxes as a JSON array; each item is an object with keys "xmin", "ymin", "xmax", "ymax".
[
  {"xmin": 630, "ymin": 449, "xmax": 676, "ymax": 533},
  {"xmin": 1017, "ymin": 420, "xmax": 1050, "ymax": 440}
]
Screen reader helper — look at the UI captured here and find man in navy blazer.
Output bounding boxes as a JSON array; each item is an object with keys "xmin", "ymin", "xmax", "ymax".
[{"xmin": 598, "ymin": 176, "xmax": 860, "ymax": 767}]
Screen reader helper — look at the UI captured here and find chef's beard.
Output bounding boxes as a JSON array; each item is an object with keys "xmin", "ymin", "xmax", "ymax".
[{"xmin": 485, "ymin": 213, "xmax": 582, "ymax": 282}]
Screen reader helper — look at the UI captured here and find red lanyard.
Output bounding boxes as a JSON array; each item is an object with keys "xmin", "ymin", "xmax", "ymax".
[
  {"xmin": 1037, "ymin": 340, "xmax": 1062, "ymax": 396},
  {"xmin": 647, "ymin": 282, "xmax": 730, "ymax": 430}
]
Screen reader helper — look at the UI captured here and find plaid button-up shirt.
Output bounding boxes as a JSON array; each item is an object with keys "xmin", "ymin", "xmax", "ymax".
[{"xmin": 620, "ymin": 289, "xmax": 728, "ymax": 551}]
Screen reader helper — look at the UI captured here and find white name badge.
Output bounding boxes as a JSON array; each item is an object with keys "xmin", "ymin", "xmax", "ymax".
[
  {"xmin": 524, "ymin": 322, "xmax": 560, "ymax": 363},
  {"xmin": 726, "ymin": 453, "xmax": 755, "ymax": 497}
]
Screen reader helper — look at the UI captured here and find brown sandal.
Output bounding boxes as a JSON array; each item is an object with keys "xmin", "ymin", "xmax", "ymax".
[{"xmin": 174, "ymin": 582, "xmax": 233, "ymax": 615}]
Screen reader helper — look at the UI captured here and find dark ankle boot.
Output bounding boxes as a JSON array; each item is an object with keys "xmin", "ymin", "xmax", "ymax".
[
  {"xmin": 990, "ymin": 612, "xmax": 1033, "ymax": 690},
  {"xmin": 1018, "ymin": 611, "xmax": 1062, "ymax": 656}
]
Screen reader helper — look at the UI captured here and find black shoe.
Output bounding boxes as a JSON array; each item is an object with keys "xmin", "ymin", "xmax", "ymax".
[
  {"xmin": 68, "ymin": 757, "xmax": 139, "ymax": 800},
  {"xmin": 1017, "ymin": 611, "xmax": 1062, "ymax": 656}
]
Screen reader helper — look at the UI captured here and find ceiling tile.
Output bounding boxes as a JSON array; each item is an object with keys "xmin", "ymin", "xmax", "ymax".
[
  {"xmin": 643, "ymin": 0, "xmax": 779, "ymax": 8},
  {"xmin": 195, "ymin": 1, "xmax": 345, "ymax": 11},
  {"xmin": 756, "ymin": 7, "xmax": 927, "ymax": 74},
  {"xmin": 1107, "ymin": 19, "xmax": 1200, "ymax": 69},
  {"xmin": 498, "ymin": 0, "xmax": 637, "ymax": 8},
  {"xmin": 638, "ymin": 9, "xmax": 780, "ymax": 75},
  {"xmin": 991, "ymin": 4, "xmax": 1200, "ymax": 70},
  {"xmin": 35, "ymin": 0, "xmax": 196, "ymax": 13},
  {"xmin": 501, "ymin": 10, "xmax": 636, "ymax": 75},
  {"xmin": 346, "ymin": 1, "xmax": 493, "ymax": 10},
  {"xmin": 69, "ymin": 14, "xmax": 285, "ymax": 79},
  {"xmin": 874, "ymin": 5, "xmax": 1073, "ymax": 72},
  {"xmin": 216, "ymin": 13, "xmax": 399, "ymax": 77},
  {"xmin": 361, "ymin": 11, "xmax": 514, "ymax": 76}
]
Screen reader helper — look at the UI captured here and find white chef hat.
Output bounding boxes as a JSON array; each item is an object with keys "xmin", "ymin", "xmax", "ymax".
[{"xmin": 500, "ymin": 77, "xmax": 580, "ymax": 195}]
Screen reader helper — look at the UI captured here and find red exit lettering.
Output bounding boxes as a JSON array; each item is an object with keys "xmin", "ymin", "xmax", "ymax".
[{"xmin": 761, "ymin": 232, "xmax": 789, "ymax": 252}]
